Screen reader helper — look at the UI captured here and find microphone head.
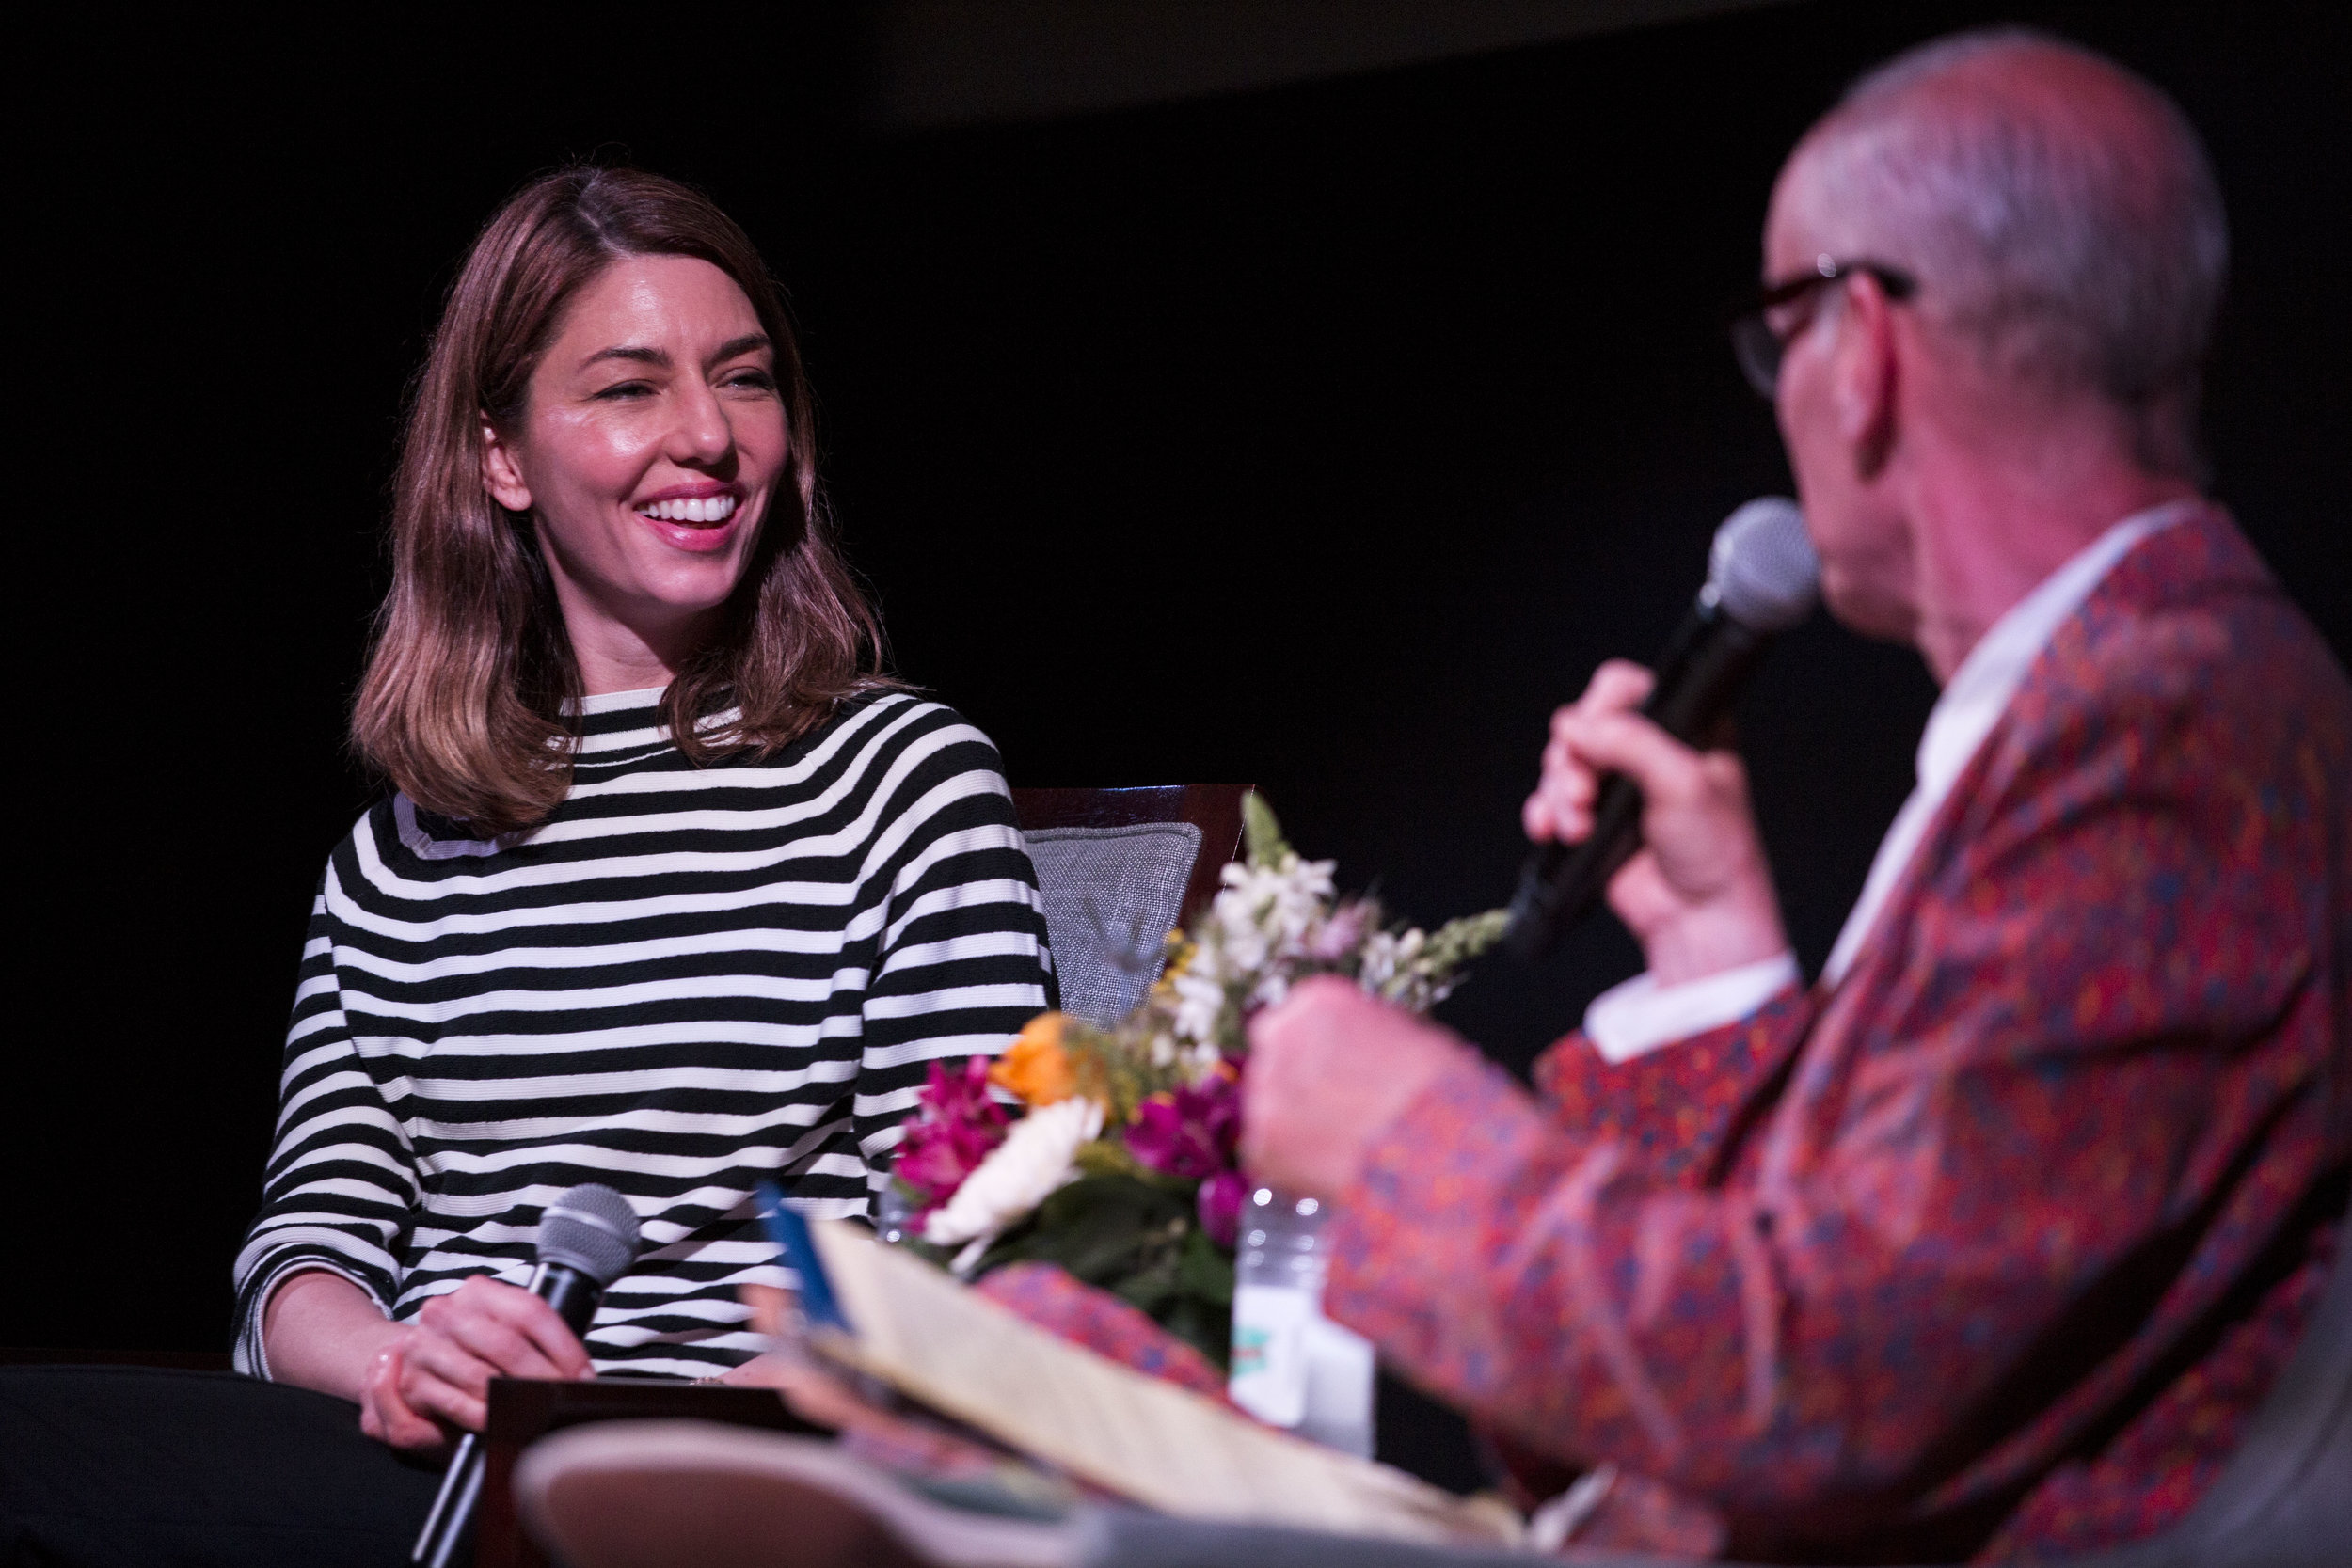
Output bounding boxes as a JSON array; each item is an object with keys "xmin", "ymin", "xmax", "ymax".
[
  {"xmin": 1708, "ymin": 497, "xmax": 1819, "ymax": 633},
  {"xmin": 536, "ymin": 1183, "xmax": 642, "ymax": 1287}
]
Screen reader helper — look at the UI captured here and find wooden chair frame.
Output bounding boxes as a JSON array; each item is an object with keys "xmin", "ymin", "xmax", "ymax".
[{"xmin": 1010, "ymin": 783, "xmax": 1251, "ymax": 933}]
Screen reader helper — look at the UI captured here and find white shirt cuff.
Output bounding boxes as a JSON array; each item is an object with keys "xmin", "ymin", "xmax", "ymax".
[{"xmin": 1582, "ymin": 951, "xmax": 1801, "ymax": 1064}]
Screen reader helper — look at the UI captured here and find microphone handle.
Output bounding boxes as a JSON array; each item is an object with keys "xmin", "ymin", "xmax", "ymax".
[
  {"xmin": 1506, "ymin": 609, "xmax": 1771, "ymax": 960},
  {"xmin": 412, "ymin": 1264, "xmax": 602, "ymax": 1568}
]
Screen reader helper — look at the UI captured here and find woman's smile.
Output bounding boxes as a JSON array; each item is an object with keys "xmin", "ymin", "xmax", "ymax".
[{"xmin": 633, "ymin": 481, "xmax": 748, "ymax": 554}]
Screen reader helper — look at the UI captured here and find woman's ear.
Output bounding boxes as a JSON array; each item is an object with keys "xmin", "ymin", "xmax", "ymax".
[{"xmin": 480, "ymin": 416, "xmax": 533, "ymax": 514}]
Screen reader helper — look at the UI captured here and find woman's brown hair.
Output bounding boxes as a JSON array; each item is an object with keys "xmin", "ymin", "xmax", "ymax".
[{"xmin": 353, "ymin": 166, "xmax": 894, "ymax": 834}]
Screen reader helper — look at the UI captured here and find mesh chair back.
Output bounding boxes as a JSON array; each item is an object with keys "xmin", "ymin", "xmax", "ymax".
[
  {"xmin": 1013, "ymin": 785, "xmax": 1250, "ymax": 1029},
  {"xmin": 1025, "ymin": 822, "xmax": 1203, "ymax": 1025}
]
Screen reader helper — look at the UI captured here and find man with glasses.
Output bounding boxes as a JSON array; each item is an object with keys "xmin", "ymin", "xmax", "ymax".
[{"xmin": 1244, "ymin": 27, "xmax": 2349, "ymax": 1560}]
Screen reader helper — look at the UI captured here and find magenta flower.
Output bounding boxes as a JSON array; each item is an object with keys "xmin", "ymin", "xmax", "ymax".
[
  {"xmin": 1197, "ymin": 1168, "xmax": 1246, "ymax": 1248},
  {"xmin": 895, "ymin": 1056, "xmax": 1009, "ymax": 1205},
  {"xmin": 1126, "ymin": 1072, "xmax": 1240, "ymax": 1182}
]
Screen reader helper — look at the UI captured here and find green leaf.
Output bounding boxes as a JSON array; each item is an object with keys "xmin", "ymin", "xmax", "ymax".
[
  {"xmin": 1177, "ymin": 1225, "xmax": 1236, "ymax": 1307},
  {"xmin": 1113, "ymin": 1250, "xmax": 1182, "ymax": 1315},
  {"xmin": 1242, "ymin": 791, "xmax": 1290, "ymax": 869},
  {"xmin": 980, "ymin": 1175, "xmax": 1187, "ymax": 1285},
  {"xmin": 963, "ymin": 1180, "xmax": 1242, "ymax": 1374},
  {"xmin": 1072, "ymin": 1137, "xmax": 1148, "ymax": 1180},
  {"xmin": 1158, "ymin": 1294, "xmax": 1234, "ymax": 1372},
  {"xmin": 1426, "ymin": 908, "xmax": 1511, "ymax": 964}
]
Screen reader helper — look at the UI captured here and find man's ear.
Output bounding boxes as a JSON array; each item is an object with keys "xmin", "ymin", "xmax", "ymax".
[
  {"xmin": 481, "ymin": 416, "xmax": 532, "ymax": 514},
  {"xmin": 1832, "ymin": 277, "xmax": 1899, "ymax": 479}
]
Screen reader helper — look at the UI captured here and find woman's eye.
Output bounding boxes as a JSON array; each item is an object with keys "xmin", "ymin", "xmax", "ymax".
[
  {"xmin": 594, "ymin": 380, "xmax": 655, "ymax": 401},
  {"xmin": 723, "ymin": 369, "xmax": 778, "ymax": 392}
]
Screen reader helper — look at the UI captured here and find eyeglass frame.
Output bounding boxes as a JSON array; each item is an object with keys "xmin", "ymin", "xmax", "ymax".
[{"xmin": 1728, "ymin": 256, "xmax": 1917, "ymax": 400}]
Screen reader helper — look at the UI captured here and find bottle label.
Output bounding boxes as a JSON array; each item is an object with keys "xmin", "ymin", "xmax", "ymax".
[
  {"xmin": 1228, "ymin": 1281, "xmax": 1314, "ymax": 1428},
  {"xmin": 1296, "ymin": 1313, "xmax": 1376, "ymax": 1459}
]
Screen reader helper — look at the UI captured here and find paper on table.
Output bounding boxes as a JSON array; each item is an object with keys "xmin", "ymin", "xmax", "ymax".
[{"xmin": 807, "ymin": 1219, "xmax": 1522, "ymax": 1547}]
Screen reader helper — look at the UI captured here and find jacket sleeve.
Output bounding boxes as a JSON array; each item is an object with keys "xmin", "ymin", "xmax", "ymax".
[
  {"xmin": 232, "ymin": 867, "xmax": 421, "ymax": 1376},
  {"xmin": 1530, "ymin": 985, "xmax": 1815, "ymax": 1189},
  {"xmin": 850, "ymin": 707, "xmax": 1056, "ymax": 1187}
]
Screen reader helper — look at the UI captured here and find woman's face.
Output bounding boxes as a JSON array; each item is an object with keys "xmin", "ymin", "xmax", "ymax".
[{"xmin": 482, "ymin": 254, "xmax": 789, "ymax": 690}]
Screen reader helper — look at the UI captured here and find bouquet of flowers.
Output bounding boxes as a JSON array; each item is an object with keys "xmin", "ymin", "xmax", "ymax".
[{"xmin": 887, "ymin": 794, "xmax": 1507, "ymax": 1367}]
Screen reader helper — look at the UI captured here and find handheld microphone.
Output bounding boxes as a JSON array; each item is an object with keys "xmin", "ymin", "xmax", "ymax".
[
  {"xmin": 1505, "ymin": 497, "xmax": 1819, "ymax": 961},
  {"xmin": 412, "ymin": 1182, "xmax": 642, "ymax": 1568}
]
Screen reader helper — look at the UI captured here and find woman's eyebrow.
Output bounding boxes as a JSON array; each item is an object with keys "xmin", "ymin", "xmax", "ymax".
[
  {"xmin": 578, "ymin": 334, "xmax": 769, "ymax": 372},
  {"xmin": 707, "ymin": 332, "xmax": 771, "ymax": 366},
  {"xmin": 583, "ymin": 344, "xmax": 669, "ymax": 369}
]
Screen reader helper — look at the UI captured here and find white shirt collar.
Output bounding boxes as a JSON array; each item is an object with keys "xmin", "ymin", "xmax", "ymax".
[{"xmin": 1820, "ymin": 497, "xmax": 2204, "ymax": 984}]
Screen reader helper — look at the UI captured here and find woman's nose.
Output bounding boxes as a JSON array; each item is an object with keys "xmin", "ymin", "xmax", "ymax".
[{"xmin": 668, "ymin": 383, "xmax": 735, "ymax": 465}]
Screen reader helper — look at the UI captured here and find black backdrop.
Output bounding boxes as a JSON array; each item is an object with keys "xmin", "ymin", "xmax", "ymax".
[{"xmin": 12, "ymin": 0, "xmax": 2344, "ymax": 1418}]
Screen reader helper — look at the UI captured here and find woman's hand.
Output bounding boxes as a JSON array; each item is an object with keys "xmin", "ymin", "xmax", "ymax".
[
  {"xmin": 1524, "ymin": 659, "xmax": 1789, "ymax": 984},
  {"xmin": 359, "ymin": 1276, "xmax": 594, "ymax": 1449},
  {"xmin": 265, "ymin": 1268, "xmax": 592, "ymax": 1452}
]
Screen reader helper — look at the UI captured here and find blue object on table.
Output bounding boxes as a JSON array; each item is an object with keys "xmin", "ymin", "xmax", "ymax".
[{"xmin": 755, "ymin": 1180, "xmax": 851, "ymax": 1332}]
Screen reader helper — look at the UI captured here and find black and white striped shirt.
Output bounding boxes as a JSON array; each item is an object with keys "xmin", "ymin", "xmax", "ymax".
[{"xmin": 233, "ymin": 691, "xmax": 1053, "ymax": 1379}]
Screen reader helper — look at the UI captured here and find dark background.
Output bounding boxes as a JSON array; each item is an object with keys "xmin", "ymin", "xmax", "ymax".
[{"xmin": 11, "ymin": 0, "xmax": 2345, "ymax": 1478}]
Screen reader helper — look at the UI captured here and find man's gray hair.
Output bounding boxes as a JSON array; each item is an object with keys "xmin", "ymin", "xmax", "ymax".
[{"xmin": 1796, "ymin": 29, "xmax": 2227, "ymax": 475}]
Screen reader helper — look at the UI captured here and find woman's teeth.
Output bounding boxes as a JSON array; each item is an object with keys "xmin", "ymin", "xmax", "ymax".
[{"xmin": 639, "ymin": 494, "xmax": 739, "ymax": 525}]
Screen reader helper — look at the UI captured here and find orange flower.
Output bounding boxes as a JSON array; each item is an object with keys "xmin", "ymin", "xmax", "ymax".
[{"xmin": 991, "ymin": 1012, "xmax": 1077, "ymax": 1106}]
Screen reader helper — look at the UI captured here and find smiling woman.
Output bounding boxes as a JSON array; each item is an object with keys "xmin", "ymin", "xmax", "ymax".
[
  {"xmin": 0, "ymin": 168, "xmax": 1057, "ymax": 1568},
  {"xmin": 357, "ymin": 168, "xmax": 892, "ymax": 834}
]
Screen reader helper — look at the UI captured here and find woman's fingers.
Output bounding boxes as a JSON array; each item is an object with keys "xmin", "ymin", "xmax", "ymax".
[
  {"xmin": 437, "ymin": 1310, "xmax": 561, "ymax": 1386},
  {"xmin": 469, "ymin": 1277, "xmax": 595, "ymax": 1379},
  {"xmin": 426, "ymin": 1287, "xmax": 577, "ymax": 1383},
  {"xmin": 362, "ymin": 1391, "xmax": 445, "ymax": 1449},
  {"xmin": 424, "ymin": 1276, "xmax": 595, "ymax": 1381},
  {"xmin": 500, "ymin": 1290, "xmax": 596, "ymax": 1380},
  {"xmin": 360, "ymin": 1335, "xmax": 452, "ymax": 1450},
  {"xmin": 384, "ymin": 1278, "xmax": 594, "ymax": 1438},
  {"xmin": 342, "ymin": 1277, "xmax": 598, "ymax": 1453},
  {"xmin": 392, "ymin": 1326, "xmax": 494, "ymax": 1432}
]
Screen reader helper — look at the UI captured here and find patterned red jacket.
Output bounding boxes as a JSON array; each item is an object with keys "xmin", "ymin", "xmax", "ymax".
[{"xmin": 1325, "ymin": 510, "xmax": 2350, "ymax": 1561}]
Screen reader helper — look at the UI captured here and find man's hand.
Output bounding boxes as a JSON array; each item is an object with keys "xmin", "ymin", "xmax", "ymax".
[
  {"xmin": 358, "ymin": 1276, "xmax": 594, "ymax": 1449},
  {"xmin": 1241, "ymin": 975, "xmax": 1465, "ymax": 1199},
  {"xmin": 1523, "ymin": 659, "xmax": 1788, "ymax": 985}
]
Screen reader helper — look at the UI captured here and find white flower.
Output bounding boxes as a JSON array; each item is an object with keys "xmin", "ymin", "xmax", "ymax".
[
  {"xmin": 1169, "ymin": 968, "xmax": 1228, "ymax": 1046},
  {"xmin": 922, "ymin": 1096, "xmax": 1104, "ymax": 1254},
  {"xmin": 1360, "ymin": 926, "xmax": 1437, "ymax": 1002},
  {"xmin": 1208, "ymin": 855, "xmax": 1334, "ymax": 970},
  {"xmin": 1210, "ymin": 895, "xmax": 1270, "ymax": 973}
]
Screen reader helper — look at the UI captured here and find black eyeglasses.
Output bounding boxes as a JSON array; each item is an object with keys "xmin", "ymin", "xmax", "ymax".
[{"xmin": 1729, "ymin": 257, "xmax": 1917, "ymax": 399}]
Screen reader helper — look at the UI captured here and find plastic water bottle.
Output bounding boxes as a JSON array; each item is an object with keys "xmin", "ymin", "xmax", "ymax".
[{"xmin": 1229, "ymin": 1187, "xmax": 1375, "ymax": 1458}]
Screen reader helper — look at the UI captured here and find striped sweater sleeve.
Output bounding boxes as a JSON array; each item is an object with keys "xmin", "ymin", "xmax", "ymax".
[
  {"xmin": 850, "ymin": 711, "xmax": 1057, "ymax": 1180},
  {"xmin": 230, "ymin": 867, "xmax": 420, "ymax": 1375}
]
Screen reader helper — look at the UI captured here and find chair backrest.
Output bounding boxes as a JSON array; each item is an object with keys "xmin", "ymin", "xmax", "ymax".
[
  {"xmin": 2106, "ymin": 1180, "xmax": 2351, "ymax": 1568},
  {"xmin": 1012, "ymin": 785, "xmax": 1249, "ymax": 1028}
]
